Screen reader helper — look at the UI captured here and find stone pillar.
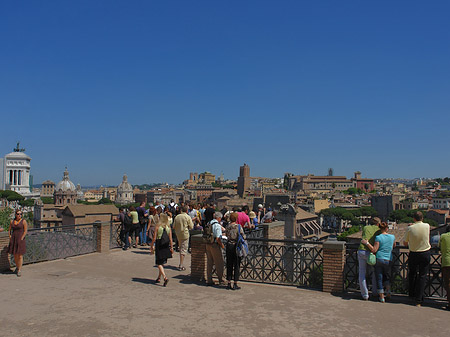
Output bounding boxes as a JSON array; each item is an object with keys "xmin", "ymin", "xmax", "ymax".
[
  {"xmin": 190, "ymin": 234, "xmax": 206, "ymax": 282},
  {"xmin": 322, "ymin": 239, "xmax": 346, "ymax": 293},
  {"xmin": 0, "ymin": 231, "xmax": 11, "ymax": 272},
  {"xmin": 95, "ymin": 222, "xmax": 111, "ymax": 253}
]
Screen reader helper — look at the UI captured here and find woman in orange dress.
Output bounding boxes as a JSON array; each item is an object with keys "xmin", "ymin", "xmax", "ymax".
[{"xmin": 8, "ymin": 209, "xmax": 28, "ymax": 277}]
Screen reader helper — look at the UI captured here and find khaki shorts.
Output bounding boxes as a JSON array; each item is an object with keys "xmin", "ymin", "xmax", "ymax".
[{"xmin": 179, "ymin": 239, "xmax": 189, "ymax": 255}]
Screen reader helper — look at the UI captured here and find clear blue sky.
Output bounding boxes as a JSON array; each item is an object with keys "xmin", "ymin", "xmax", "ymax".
[{"xmin": 1, "ymin": 1, "xmax": 449, "ymax": 186}]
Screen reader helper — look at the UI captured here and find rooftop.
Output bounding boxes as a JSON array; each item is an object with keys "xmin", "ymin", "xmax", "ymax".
[{"xmin": 2, "ymin": 248, "xmax": 449, "ymax": 336}]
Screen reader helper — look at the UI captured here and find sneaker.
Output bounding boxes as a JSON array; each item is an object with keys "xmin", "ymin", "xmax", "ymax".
[
  {"xmin": 233, "ymin": 284, "xmax": 241, "ymax": 290},
  {"xmin": 226, "ymin": 283, "xmax": 232, "ymax": 290},
  {"xmin": 379, "ymin": 297, "xmax": 385, "ymax": 303},
  {"xmin": 16, "ymin": 271, "xmax": 21, "ymax": 277}
]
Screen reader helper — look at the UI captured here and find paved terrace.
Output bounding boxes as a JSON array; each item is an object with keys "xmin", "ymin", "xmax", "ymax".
[{"xmin": 1, "ymin": 248, "xmax": 449, "ymax": 337}]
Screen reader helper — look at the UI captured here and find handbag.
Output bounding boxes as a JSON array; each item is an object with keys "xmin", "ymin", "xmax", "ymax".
[
  {"xmin": 367, "ymin": 252, "xmax": 376, "ymax": 266},
  {"xmin": 236, "ymin": 224, "xmax": 249, "ymax": 258}
]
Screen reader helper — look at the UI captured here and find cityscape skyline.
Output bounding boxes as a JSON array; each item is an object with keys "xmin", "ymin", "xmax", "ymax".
[
  {"xmin": 0, "ymin": 143, "xmax": 446, "ymax": 187},
  {"xmin": 2, "ymin": 1, "xmax": 449, "ymax": 185}
]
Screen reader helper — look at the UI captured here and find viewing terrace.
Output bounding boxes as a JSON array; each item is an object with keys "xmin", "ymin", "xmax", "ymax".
[{"xmin": 1, "ymin": 222, "xmax": 449, "ymax": 337}]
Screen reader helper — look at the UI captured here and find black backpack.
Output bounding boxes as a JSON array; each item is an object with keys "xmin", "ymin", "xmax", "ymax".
[
  {"xmin": 124, "ymin": 213, "xmax": 133, "ymax": 228},
  {"xmin": 159, "ymin": 227, "xmax": 170, "ymax": 248}
]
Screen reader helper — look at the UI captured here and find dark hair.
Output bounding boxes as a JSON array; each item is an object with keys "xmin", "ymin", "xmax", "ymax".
[
  {"xmin": 119, "ymin": 207, "xmax": 124, "ymax": 212},
  {"xmin": 379, "ymin": 222, "xmax": 389, "ymax": 230},
  {"xmin": 242, "ymin": 205, "xmax": 249, "ymax": 213},
  {"xmin": 129, "ymin": 206, "xmax": 136, "ymax": 211},
  {"xmin": 413, "ymin": 211, "xmax": 423, "ymax": 222},
  {"xmin": 149, "ymin": 206, "xmax": 156, "ymax": 216}
]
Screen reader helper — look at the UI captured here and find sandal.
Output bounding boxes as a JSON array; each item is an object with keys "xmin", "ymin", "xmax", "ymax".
[
  {"xmin": 163, "ymin": 278, "xmax": 169, "ymax": 287},
  {"xmin": 179, "ymin": 266, "xmax": 186, "ymax": 271},
  {"xmin": 155, "ymin": 278, "xmax": 161, "ymax": 284}
]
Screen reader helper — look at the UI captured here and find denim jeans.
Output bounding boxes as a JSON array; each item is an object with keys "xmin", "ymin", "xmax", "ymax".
[
  {"xmin": 139, "ymin": 223, "xmax": 148, "ymax": 244},
  {"xmin": 358, "ymin": 250, "xmax": 378, "ymax": 299},
  {"xmin": 375, "ymin": 258, "xmax": 391, "ymax": 294}
]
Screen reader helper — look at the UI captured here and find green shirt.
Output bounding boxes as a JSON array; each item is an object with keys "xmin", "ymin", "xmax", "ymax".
[
  {"xmin": 358, "ymin": 225, "xmax": 381, "ymax": 251},
  {"xmin": 130, "ymin": 211, "xmax": 139, "ymax": 224},
  {"xmin": 439, "ymin": 232, "xmax": 450, "ymax": 267},
  {"xmin": 156, "ymin": 225, "xmax": 171, "ymax": 240}
]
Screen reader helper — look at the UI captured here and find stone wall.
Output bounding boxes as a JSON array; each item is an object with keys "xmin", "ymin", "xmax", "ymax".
[{"xmin": 0, "ymin": 231, "xmax": 11, "ymax": 271}]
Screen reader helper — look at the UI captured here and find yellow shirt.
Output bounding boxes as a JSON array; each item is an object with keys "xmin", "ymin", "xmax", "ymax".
[
  {"xmin": 173, "ymin": 213, "xmax": 194, "ymax": 241},
  {"xmin": 403, "ymin": 221, "xmax": 431, "ymax": 252}
]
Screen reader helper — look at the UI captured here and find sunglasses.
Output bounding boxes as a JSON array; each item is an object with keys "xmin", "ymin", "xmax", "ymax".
[{"xmin": 16, "ymin": 213, "xmax": 22, "ymax": 216}]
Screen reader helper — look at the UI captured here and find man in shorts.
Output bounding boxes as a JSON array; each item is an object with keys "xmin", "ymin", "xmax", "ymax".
[{"xmin": 173, "ymin": 206, "xmax": 194, "ymax": 271}]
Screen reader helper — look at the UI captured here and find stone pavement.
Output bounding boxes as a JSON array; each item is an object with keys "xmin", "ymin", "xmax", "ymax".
[{"xmin": 1, "ymin": 247, "xmax": 449, "ymax": 337}]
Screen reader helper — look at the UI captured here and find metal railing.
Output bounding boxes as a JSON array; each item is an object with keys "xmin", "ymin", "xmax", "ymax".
[
  {"xmin": 10, "ymin": 223, "xmax": 98, "ymax": 266},
  {"xmin": 109, "ymin": 222, "xmax": 122, "ymax": 249},
  {"xmin": 239, "ymin": 238, "xmax": 323, "ymax": 289},
  {"xmin": 344, "ymin": 244, "xmax": 445, "ymax": 298}
]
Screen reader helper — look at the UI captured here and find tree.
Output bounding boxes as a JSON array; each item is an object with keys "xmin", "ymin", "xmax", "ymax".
[
  {"xmin": 41, "ymin": 197, "xmax": 54, "ymax": 204},
  {"xmin": 98, "ymin": 198, "xmax": 113, "ymax": 204},
  {"xmin": 19, "ymin": 199, "xmax": 35, "ymax": 207},
  {"xmin": 0, "ymin": 207, "xmax": 13, "ymax": 231},
  {"xmin": 0, "ymin": 190, "xmax": 24, "ymax": 202}
]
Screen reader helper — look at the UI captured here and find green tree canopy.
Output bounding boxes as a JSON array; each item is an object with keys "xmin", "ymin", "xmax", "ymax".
[
  {"xmin": 0, "ymin": 207, "xmax": 13, "ymax": 231},
  {"xmin": 19, "ymin": 199, "xmax": 35, "ymax": 207},
  {"xmin": 41, "ymin": 197, "xmax": 54, "ymax": 204}
]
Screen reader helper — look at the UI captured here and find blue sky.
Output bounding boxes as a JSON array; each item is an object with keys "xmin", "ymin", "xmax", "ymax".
[{"xmin": 1, "ymin": 1, "xmax": 449, "ymax": 186}]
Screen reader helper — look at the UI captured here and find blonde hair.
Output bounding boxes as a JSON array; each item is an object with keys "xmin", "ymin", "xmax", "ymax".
[{"xmin": 159, "ymin": 213, "xmax": 169, "ymax": 227}]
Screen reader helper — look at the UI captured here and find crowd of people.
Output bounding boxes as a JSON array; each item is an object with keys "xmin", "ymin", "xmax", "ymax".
[
  {"xmin": 115, "ymin": 200, "xmax": 273, "ymax": 289},
  {"xmin": 4, "ymin": 202, "xmax": 449, "ymax": 310},
  {"xmin": 359, "ymin": 211, "xmax": 450, "ymax": 310}
]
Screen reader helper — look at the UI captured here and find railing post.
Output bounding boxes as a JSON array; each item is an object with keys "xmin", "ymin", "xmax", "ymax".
[
  {"xmin": 190, "ymin": 234, "xmax": 206, "ymax": 282},
  {"xmin": 322, "ymin": 239, "xmax": 345, "ymax": 293},
  {"xmin": 95, "ymin": 223, "xmax": 110, "ymax": 253},
  {"xmin": 0, "ymin": 231, "xmax": 11, "ymax": 272}
]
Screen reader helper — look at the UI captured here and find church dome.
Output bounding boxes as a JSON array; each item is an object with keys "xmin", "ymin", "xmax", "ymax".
[
  {"xmin": 56, "ymin": 168, "xmax": 76, "ymax": 192},
  {"xmin": 118, "ymin": 174, "xmax": 133, "ymax": 192}
]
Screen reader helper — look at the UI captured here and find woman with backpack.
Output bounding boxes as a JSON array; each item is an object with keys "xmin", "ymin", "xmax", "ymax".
[
  {"xmin": 150, "ymin": 213, "xmax": 173, "ymax": 286},
  {"xmin": 225, "ymin": 212, "xmax": 246, "ymax": 290}
]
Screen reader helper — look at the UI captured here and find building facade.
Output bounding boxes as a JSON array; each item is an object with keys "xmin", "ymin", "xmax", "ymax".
[
  {"xmin": 41, "ymin": 180, "xmax": 55, "ymax": 198},
  {"xmin": 1, "ymin": 144, "xmax": 33, "ymax": 196},
  {"xmin": 116, "ymin": 174, "xmax": 134, "ymax": 204},
  {"xmin": 54, "ymin": 168, "xmax": 78, "ymax": 206},
  {"xmin": 237, "ymin": 163, "xmax": 250, "ymax": 197}
]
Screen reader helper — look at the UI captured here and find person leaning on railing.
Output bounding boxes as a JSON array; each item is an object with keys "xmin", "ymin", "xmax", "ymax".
[
  {"xmin": 357, "ymin": 217, "xmax": 381, "ymax": 300},
  {"xmin": 439, "ymin": 224, "xmax": 450, "ymax": 311},
  {"xmin": 362, "ymin": 222, "xmax": 396, "ymax": 303},
  {"xmin": 403, "ymin": 211, "xmax": 431, "ymax": 307}
]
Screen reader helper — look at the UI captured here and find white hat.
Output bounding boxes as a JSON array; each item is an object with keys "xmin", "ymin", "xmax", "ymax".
[{"xmin": 258, "ymin": 204, "xmax": 263, "ymax": 208}]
